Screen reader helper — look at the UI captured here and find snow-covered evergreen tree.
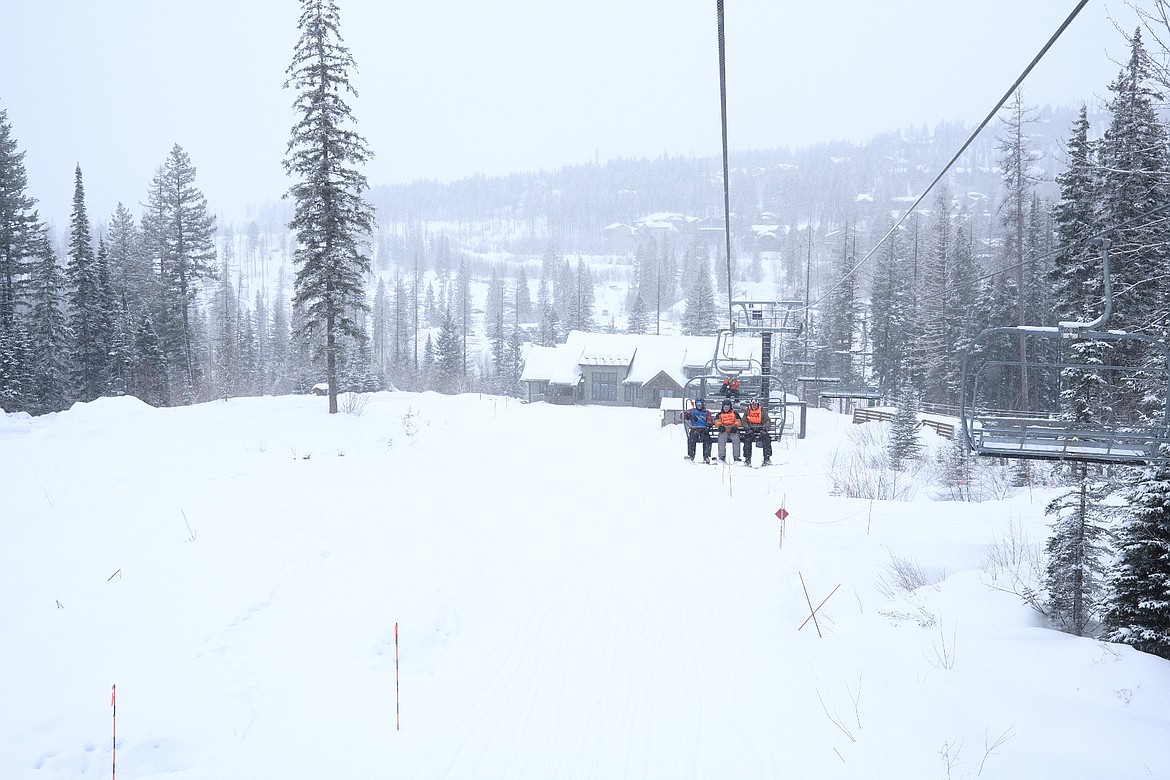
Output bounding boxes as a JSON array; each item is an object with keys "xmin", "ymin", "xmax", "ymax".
[
  {"xmin": 918, "ymin": 186, "xmax": 960, "ymax": 405},
  {"xmin": 130, "ymin": 312, "xmax": 169, "ymax": 407},
  {"xmin": 143, "ymin": 145, "xmax": 218, "ymax": 403},
  {"xmin": 0, "ymin": 108, "xmax": 40, "ymax": 336},
  {"xmin": 564, "ymin": 259, "xmax": 596, "ymax": 333},
  {"xmin": 66, "ymin": 166, "xmax": 110, "ymax": 402},
  {"xmin": 868, "ymin": 223, "xmax": 913, "ymax": 397},
  {"xmin": 209, "ymin": 255, "xmax": 239, "ymax": 398},
  {"xmin": 681, "ymin": 253, "xmax": 718, "ymax": 336},
  {"xmin": 284, "ymin": 0, "xmax": 374, "ymax": 413},
  {"xmin": 26, "ymin": 228, "xmax": 71, "ymax": 414},
  {"xmin": 269, "ymin": 276, "xmax": 292, "ymax": 395},
  {"xmin": 1104, "ymin": 460, "xmax": 1170, "ymax": 659},
  {"xmin": 1044, "ymin": 474, "xmax": 1115, "ymax": 636},
  {"xmin": 503, "ymin": 323, "xmax": 526, "ymax": 398},
  {"xmin": 888, "ymin": 384, "xmax": 922, "ymax": 471},
  {"xmin": 823, "ymin": 228, "xmax": 858, "ymax": 384},
  {"xmin": 515, "ymin": 265, "xmax": 533, "ymax": 324},
  {"xmin": 627, "ymin": 293, "xmax": 649, "ymax": 335},
  {"xmin": 1050, "ymin": 106, "xmax": 1110, "ymax": 427},
  {"xmin": 371, "ymin": 276, "xmax": 389, "ymax": 377},
  {"xmin": 435, "ymin": 305, "xmax": 463, "ymax": 394},
  {"xmin": 1097, "ymin": 29, "xmax": 1170, "ymax": 336},
  {"xmin": 452, "ymin": 256, "xmax": 472, "ymax": 383}
]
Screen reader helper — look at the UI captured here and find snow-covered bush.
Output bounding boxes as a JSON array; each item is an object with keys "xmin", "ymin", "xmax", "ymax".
[
  {"xmin": 829, "ymin": 421, "xmax": 927, "ymax": 501},
  {"xmin": 930, "ymin": 438, "xmax": 1018, "ymax": 502},
  {"xmin": 981, "ymin": 517, "xmax": 1046, "ymax": 615}
]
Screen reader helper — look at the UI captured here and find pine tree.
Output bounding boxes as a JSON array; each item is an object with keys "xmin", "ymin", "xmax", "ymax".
[
  {"xmin": 284, "ymin": 0, "xmax": 375, "ymax": 413},
  {"xmin": 824, "ymin": 229, "xmax": 858, "ymax": 383},
  {"xmin": 564, "ymin": 259, "xmax": 596, "ymax": 333},
  {"xmin": 888, "ymin": 384, "xmax": 922, "ymax": 471},
  {"xmin": 1044, "ymin": 473, "xmax": 1115, "ymax": 636},
  {"xmin": 659, "ymin": 237, "xmax": 679, "ymax": 308},
  {"xmin": 94, "ymin": 238, "xmax": 118, "ymax": 393},
  {"xmin": 515, "ymin": 265, "xmax": 533, "ymax": 324},
  {"xmin": 252, "ymin": 289, "xmax": 270, "ymax": 394},
  {"xmin": 143, "ymin": 145, "xmax": 217, "ymax": 403},
  {"xmin": 269, "ymin": 276, "xmax": 292, "ymax": 395},
  {"xmin": 0, "ymin": 108, "xmax": 40, "ymax": 334},
  {"xmin": 1097, "ymin": 29, "xmax": 1170, "ymax": 336},
  {"xmin": 503, "ymin": 323, "xmax": 526, "ymax": 398},
  {"xmin": 918, "ymin": 186, "xmax": 957, "ymax": 405},
  {"xmin": 434, "ymin": 232, "xmax": 451, "ymax": 280},
  {"xmin": 66, "ymin": 165, "xmax": 110, "ymax": 402},
  {"xmin": 423, "ymin": 279, "xmax": 437, "ymax": 328},
  {"xmin": 130, "ymin": 312, "xmax": 169, "ymax": 407},
  {"xmin": 1051, "ymin": 106, "xmax": 1100, "ymax": 327},
  {"xmin": 627, "ymin": 293, "xmax": 649, "ymax": 335},
  {"xmin": 26, "ymin": 228, "xmax": 71, "ymax": 414},
  {"xmin": 681, "ymin": 253, "xmax": 718, "ymax": 336},
  {"xmin": 420, "ymin": 332, "xmax": 436, "ymax": 388},
  {"xmin": 393, "ymin": 270, "xmax": 413, "ymax": 377},
  {"xmin": 0, "ymin": 318, "xmax": 31, "ymax": 412},
  {"xmin": 105, "ymin": 204, "xmax": 148, "ymax": 397},
  {"xmin": 452, "ymin": 256, "xmax": 472, "ymax": 381},
  {"xmin": 1104, "ymin": 461, "xmax": 1170, "ymax": 659},
  {"xmin": 209, "ymin": 255, "xmax": 239, "ymax": 398},
  {"xmin": 372, "ymin": 276, "xmax": 389, "ymax": 376},
  {"xmin": 868, "ymin": 223, "xmax": 913, "ymax": 396},
  {"xmin": 434, "ymin": 304, "xmax": 462, "ymax": 393}
]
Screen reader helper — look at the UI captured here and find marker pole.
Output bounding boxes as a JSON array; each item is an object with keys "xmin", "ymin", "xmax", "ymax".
[
  {"xmin": 394, "ymin": 623, "xmax": 400, "ymax": 731},
  {"xmin": 111, "ymin": 684, "xmax": 117, "ymax": 780}
]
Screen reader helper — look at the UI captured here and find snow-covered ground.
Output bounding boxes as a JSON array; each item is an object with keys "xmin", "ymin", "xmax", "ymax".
[{"xmin": 2, "ymin": 393, "xmax": 1168, "ymax": 779}]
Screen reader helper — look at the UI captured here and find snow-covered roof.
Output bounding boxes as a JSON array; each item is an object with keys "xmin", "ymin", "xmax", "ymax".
[
  {"xmin": 521, "ymin": 331, "xmax": 763, "ymax": 392},
  {"xmin": 519, "ymin": 345, "xmax": 562, "ymax": 383},
  {"xmin": 569, "ymin": 330, "xmax": 638, "ymax": 367}
]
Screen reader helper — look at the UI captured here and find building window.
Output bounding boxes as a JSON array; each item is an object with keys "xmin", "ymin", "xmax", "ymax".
[
  {"xmin": 624, "ymin": 384, "xmax": 635, "ymax": 402},
  {"xmin": 592, "ymin": 371, "xmax": 619, "ymax": 401}
]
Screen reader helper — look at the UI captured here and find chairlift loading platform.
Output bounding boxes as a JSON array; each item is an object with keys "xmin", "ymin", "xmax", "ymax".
[{"xmin": 959, "ymin": 239, "xmax": 1170, "ymax": 465}]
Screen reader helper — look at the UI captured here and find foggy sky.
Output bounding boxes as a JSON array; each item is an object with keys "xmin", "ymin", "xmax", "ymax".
[{"xmin": 0, "ymin": 0, "xmax": 1145, "ymax": 229}]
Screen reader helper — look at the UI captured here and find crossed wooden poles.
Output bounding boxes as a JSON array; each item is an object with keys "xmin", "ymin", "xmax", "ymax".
[{"xmin": 798, "ymin": 572, "xmax": 841, "ymax": 638}]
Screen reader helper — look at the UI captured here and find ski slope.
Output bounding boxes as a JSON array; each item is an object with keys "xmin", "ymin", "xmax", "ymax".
[{"xmin": 2, "ymin": 392, "xmax": 1169, "ymax": 779}]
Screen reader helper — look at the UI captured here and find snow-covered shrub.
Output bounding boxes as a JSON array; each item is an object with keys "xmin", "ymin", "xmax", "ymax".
[
  {"xmin": 341, "ymin": 391, "xmax": 370, "ymax": 416},
  {"xmin": 875, "ymin": 551, "xmax": 941, "ymax": 598},
  {"xmin": 981, "ymin": 516, "xmax": 1046, "ymax": 615},
  {"xmin": 829, "ymin": 421, "xmax": 927, "ymax": 501},
  {"xmin": 930, "ymin": 438, "xmax": 1018, "ymax": 502}
]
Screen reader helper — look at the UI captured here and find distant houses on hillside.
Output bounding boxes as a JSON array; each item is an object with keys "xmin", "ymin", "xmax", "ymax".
[
  {"xmin": 604, "ymin": 211, "xmax": 782, "ymax": 255},
  {"xmin": 521, "ymin": 331, "xmax": 761, "ymax": 407}
]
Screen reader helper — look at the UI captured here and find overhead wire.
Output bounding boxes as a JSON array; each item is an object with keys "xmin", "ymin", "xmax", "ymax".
[
  {"xmin": 717, "ymin": 0, "xmax": 734, "ymax": 325},
  {"xmin": 806, "ymin": 0, "xmax": 1091, "ymax": 312}
]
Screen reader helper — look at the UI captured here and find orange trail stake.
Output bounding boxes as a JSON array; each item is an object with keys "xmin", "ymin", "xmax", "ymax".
[{"xmin": 394, "ymin": 623, "xmax": 400, "ymax": 731}]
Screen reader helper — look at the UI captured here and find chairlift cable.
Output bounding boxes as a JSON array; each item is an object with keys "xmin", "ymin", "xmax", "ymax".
[
  {"xmin": 806, "ymin": 0, "xmax": 1091, "ymax": 312},
  {"xmin": 717, "ymin": 0, "xmax": 734, "ymax": 326}
]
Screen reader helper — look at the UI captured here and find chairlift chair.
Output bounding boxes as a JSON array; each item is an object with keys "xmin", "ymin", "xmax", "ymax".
[{"xmin": 959, "ymin": 239, "xmax": 1170, "ymax": 465}]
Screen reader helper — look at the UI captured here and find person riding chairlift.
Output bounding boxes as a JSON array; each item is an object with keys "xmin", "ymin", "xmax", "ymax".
[
  {"xmin": 743, "ymin": 398, "xmax": 773, "ymax": 467},
  {"xmin": 720, "ymin": 375, "xmax": 741, "ymax": 399}
]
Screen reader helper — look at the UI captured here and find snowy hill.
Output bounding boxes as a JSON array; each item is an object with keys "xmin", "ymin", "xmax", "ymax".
[{"xmin": 2, "ymin": 393, "xmax": 1169, "ymax": 779}]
